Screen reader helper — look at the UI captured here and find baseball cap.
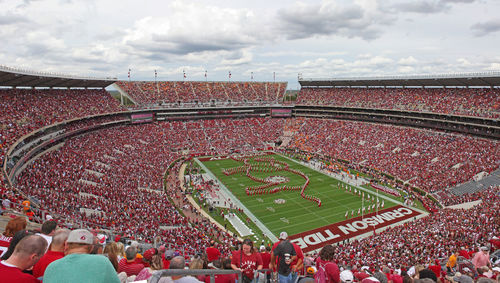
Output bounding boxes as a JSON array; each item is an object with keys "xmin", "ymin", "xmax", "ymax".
[
  {"xmin": 480, "ymin": 246, "xmax": 489, "ymax": 251},
  {"xmin": 279, "ymin": 232, "xmax": 288, "ymax": 240},
  {"xmin": 492, "ymin": 267, "xmax": 500, "ymax": 272},
  {"xmin": 260, "ymin": 245, "xmax": 266, "ymax": 251},
  {"xmin": 67, "ymin": 229, "xmax": 94, "ymax": 245},
  {"xmin": 340, "ymin": 270, "xmax": 354, "ymax": 283},
  {"xmin": 165, "ymin": 249, "xmax": 175, "ymax": 259},
  {"xmin": 143, "ymin": 248, "xmax": 157, "ymax": 261}
]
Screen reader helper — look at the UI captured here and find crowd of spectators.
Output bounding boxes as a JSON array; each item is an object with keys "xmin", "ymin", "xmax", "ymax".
[
  {"xmin": 287, "ymin": 118, "xmax": 499, "ymax": 193},
  {"xmin": 1, "ymin": 186, "xmax": 498, "ymax": 283},
  {"xmin": 328, "ymin": 186, "xmax": 500, "ymax": 275},
  {"xmin": 0, "ymin": 88, "xmax": 123, "ymax": 164},
  {"xmin": 115, "ymin": 81, "xmax": 287, "ymax": 105},
  {"xmin": 1, "ymin": 87, "xmax": 499, "ymax": 282},
  {"xmin": 296, "ymin": 87, "xmax": 500, "ymax": 118},
  {"xmin": 434, "ymin": 186, "xmax": 499, "ymax": 207},
  {"xmin": 14, "ymin": 118, "xmax": 283, "ymax": 244}
]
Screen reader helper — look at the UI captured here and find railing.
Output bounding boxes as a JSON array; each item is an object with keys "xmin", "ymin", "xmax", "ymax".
[{"xmin": 149, "ymin": 269, "xmax": 243, "ymax": 283}]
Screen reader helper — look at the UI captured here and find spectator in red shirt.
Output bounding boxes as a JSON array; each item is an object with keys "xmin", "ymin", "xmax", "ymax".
[
  {"xmin": 32, "ymin": 229, "xmax": 69, "ymax": 279},
  {"xmin": 162, "ymin": 249, "xmax": 175, "ymax": 269},
  {"xmin": 231, "ymin": 239, "xmax": 263, "ymax": 282},
  {"xmin": 118, "ymin": 246, "xmax": 145, "ymax": 276},
  {"xmin": 1, "ymin": 216, "xmax": 27, "ymax": 257},
  {"xmin": 206, "ymin": 240, "xmax": 221, "ymax": 263},
  {"xmin": 0, "ymin": 234, "xmax": 47, "ymax": 283},
  {"xmin": 315, "ymin": 244, "xmax": 340, "ymax": 283},
  {"xmin": 428, "ymin": 259, "xmax": 442, "ymax": 281}
]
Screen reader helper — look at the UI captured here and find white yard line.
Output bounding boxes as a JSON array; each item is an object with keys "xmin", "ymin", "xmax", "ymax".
[{"xmin": 194, "ymin": 158, "xmax": 278, "ymax": 242}]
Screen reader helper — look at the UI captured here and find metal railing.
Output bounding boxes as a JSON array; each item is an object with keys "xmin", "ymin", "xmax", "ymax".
[{"xmin": 149, "ymin": 269, "xmax": 242, "ymax": 283}]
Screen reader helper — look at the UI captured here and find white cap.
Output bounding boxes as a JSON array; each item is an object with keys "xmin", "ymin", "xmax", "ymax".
[
  {"xmin": 260, "ymin": 245, "xmax": 266, "ymax": 251},
  {"xmin": 67, "ymin": 229, "xmax": 94, "ymax": 245},
  {"xmin": 279, "ymin": 232, "xmax": 288, "ymax": 240},
  {"xmin": 340, "ymin": 270, "xmax": 354, "ymax": 283}
]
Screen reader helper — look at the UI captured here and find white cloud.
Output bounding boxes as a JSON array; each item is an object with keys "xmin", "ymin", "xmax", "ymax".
[
  {"xmin": 276, "ymin": 0, "xmax": 394, "ymax": 40},
  {"xmin": 122, "ymin": 1, "xmax": 272, "ymax": 59},
  {"xmin": 0, "ymin": 0, "xmax": 499, "ymax": 89},
  {"xmin": 398, "ymin": 56, "xmax": 418, "ymax": 65}
]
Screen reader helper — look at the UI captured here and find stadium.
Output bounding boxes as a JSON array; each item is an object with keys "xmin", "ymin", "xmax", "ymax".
[{"xmin": 1, "ymin": 1, "xmax": 500, "ymax": 283}]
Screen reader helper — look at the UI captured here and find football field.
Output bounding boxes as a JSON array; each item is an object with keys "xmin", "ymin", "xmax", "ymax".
[{"xmin": 200, "ymin": 152, "xmax": 400, "ymax": 237}]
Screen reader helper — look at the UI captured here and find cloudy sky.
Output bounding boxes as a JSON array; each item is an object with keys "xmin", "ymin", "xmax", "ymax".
[{"xmin": 1, "ymin": 0, "xmax": 500, "ymax": 89}]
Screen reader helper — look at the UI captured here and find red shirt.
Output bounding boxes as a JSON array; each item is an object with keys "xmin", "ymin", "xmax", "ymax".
[
  {"xmin": 429, "ymin": 265, "xmax": 442, "ymax": 279},
  {"xmin": 0, "ymin": 234, "xmax": 12, "ymax": 258},
  {"xmin": 260, "ymin": 252, "xmax": 271, "ymax": 269},
  {"xmin": 118, "ymin": 258, "xmax": 145, "ymax": 276},
  {"xmin": 206, "ymin": 247, "xmax": 221, "ymax": 262},
  {"xmin": 0, "ymin": 261, "xmax": 39, "ymax": 283},
  {"xmin": 354, "ymin": 271, "xmax": 370, "ymax": 281},
  {"xmin": 204, "ymin": 273, "xmax": 236, "ymax": 283},
  {"xmin": 315, "ymin": 258, "xmax": 340, "ymax": 283},
  {"xmin": 459, "ymin": 249, "xmax": 470, "ymax": 259},
  {"xmin": 161, "ymin": 254, "xmax": 170, "ymax": 269},
  {"xmin": 32, "ymin": 250, "xmax": 64, "ymax": 278},
  {"xmin": 231, "ymin": 251, "xmax": 263, "ymax": 279},
  {"xmin": 291, "ymin": 242, "xmax": 304, "ymax": 273}
]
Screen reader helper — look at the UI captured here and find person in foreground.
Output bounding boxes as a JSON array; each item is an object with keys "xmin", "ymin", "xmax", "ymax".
[
  {"xmin": 159, "ymin": 255, "xmax": 203, "ymax": 283},
  {"xmin": 0, "ymin": 234, "xmax": 47, "ymax": 283},
  {"xmin": 43, "ymin": 229, "xmax": 120, "ymax": 283}
]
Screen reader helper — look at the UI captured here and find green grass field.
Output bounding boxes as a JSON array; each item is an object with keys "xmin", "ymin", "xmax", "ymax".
[{"xmin": 201, "ymin": 153, "xmax": 399, "ymax": 236}]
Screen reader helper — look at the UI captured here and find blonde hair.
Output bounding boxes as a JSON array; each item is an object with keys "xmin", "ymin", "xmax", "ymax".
[
  {"xmin": 116, "ymin": 241, "xmax": 126, "ymax": 258},
  {"xmin": 189, "ymin": 258, "xmax": 204, "ymax": 270}
]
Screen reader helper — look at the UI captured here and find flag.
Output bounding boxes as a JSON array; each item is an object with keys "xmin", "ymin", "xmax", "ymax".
[
  {"xmin": 345, "ymin": 211, "xmax": 348, "ymax": 218},
  {"xmin": 381, "ymin": 200, "xmax": 385, "ymax": 208},
  {"xmin": 357, "ymin": 208, "xmax": 360, "ymax": 215},
  {"xmin": 354, "ymin": 188, "xmax": 357, "ymax": 194}
]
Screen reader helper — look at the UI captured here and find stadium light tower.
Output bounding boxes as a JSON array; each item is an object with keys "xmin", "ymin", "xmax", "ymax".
[
  {"xmin": 251, "ymin": 71, "xmax": 254, "ymax": 81},
  {"xmin": 273, "ymin": 72, "xmax": 276, "ymax": 83}
]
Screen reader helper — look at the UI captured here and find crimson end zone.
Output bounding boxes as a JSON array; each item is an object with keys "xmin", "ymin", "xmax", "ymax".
[{"xmin": 289, "ymin": 205, "xmax": 424, "ymax": 253}]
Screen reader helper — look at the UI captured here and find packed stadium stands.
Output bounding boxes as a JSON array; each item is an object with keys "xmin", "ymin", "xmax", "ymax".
[
  {"xmin": 14, "ymin": 118, "xmax": 283, "ymax": 239},
  {"xmin": 1, "ymin": 71, "xmax": 499, "ymax": 282},
  {"xmin": 286, "ymin": 118, "xmax": 499, "ymax": 193},
  {"xmin": 296, "ymin": 87, "xmax": 500, "ymax": 118},
  {"xmin": 114, "ymin": 81, "xmax": 287, "ymax": 105}
]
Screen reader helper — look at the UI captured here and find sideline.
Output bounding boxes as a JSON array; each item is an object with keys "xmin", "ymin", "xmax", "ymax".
[
  {"xmin": 178, "ymin": 163, "xmax": 242, "ymax": 241},
  {"xmin": 194, "ymin": 158, "xmax": 279, "ymax": 242}
]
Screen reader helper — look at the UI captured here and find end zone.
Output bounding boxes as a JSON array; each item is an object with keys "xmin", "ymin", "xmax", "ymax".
[{"xmin": 289, "ymin": 205, "xmax": 425, "ymax": 252}]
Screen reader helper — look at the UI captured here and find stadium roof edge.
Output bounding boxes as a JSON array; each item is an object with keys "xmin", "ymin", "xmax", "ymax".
[
  {"xmin": 0, "ymin": 65, "xmax": 117, "ymax": 88},
  {"xmin": 299, "ymin": 71, "xmax": 500, "ymax": 88}
]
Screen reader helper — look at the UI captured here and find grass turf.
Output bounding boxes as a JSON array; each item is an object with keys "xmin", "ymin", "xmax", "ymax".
[{"xmin": 201, "ymin": 153, "xmax": 399, "ymax": 236}]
